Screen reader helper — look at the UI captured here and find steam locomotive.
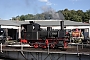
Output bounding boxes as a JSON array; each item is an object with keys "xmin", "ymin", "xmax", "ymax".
[{"xmin": 21, "ymin": 21, "xmax": 69, "ymax": 49}]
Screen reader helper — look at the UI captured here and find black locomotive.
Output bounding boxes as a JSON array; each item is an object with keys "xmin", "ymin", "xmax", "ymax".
[{"xmin": 21, "ymin": 21, "xmax": 68, "ymax": 49}]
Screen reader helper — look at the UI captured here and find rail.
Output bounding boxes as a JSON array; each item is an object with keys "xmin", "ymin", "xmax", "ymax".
[
  {"xmin": 68, "ymin": 43, "xmax": 90, "ymax": 49},
  {"xmin": 0, "ymin": 42, "xmax": 90, "ymax": 55},
  {"xmin": 68, "ymin": 43, "xmax": 90, "ymax": 55}
]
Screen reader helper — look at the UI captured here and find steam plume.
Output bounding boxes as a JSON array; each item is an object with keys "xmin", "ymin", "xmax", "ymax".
[{"xmin": 41, "ymin": 6, "xmax": 65, "ymax": 20}]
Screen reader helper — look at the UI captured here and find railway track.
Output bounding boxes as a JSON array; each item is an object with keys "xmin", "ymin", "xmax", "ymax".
[{"xmin": 1, "ymin": 45, "xmax": 90, "ymax": 53}]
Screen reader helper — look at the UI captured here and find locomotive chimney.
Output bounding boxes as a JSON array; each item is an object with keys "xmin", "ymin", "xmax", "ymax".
[
  {"xmin": 58, "ymin": 21, "xmax": 65, "ymax": 38},
  {"xmin": 60, "ymin": 21, "xmax": 64, "ymax": 30}
]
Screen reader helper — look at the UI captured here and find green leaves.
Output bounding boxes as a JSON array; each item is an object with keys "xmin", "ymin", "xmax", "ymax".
[{"xmin": 61, "ymin": 9, "xmax": 90, "ymax": 22}]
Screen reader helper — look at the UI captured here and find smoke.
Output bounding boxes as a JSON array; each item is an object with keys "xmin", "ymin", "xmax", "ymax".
[
  {"xmin": 24, "ymin": 0, "xmax": 65, "ymax": 20},
  {"xmin": 41, "ymin": 6, "xmax": 65, "ymax": 20}
]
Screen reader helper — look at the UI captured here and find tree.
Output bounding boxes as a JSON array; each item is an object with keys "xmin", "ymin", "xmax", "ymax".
[
  {"xmin": 20, "ymin": 15, "xmax": 25, "ymax": 21},
  {"xmin": 11, "ymin": 9, "xmax": 90, "ymax": 23}
]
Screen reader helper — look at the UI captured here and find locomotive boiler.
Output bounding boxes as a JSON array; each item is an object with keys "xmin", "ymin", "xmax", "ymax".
[{"xmin": 21, "ymin": 21, "xmax": 69, "ymax": 49}]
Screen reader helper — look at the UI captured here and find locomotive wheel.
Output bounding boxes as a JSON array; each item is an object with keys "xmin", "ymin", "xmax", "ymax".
[
  {"xmin": 42, "ymin": 46, "xmax": 47, "ymax": 49},
  {"xmin": 50, "ymin": 44, "xmax": 55, "ymax": 48},
  {"xmin": 34, "ymin": 44, "xmax": 38, "ymax": 48}
]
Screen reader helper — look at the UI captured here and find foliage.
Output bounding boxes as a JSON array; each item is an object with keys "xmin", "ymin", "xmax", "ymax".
[{"xmin": 10, "ymin": 9, "xmax": 90, "ymax": 23}]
